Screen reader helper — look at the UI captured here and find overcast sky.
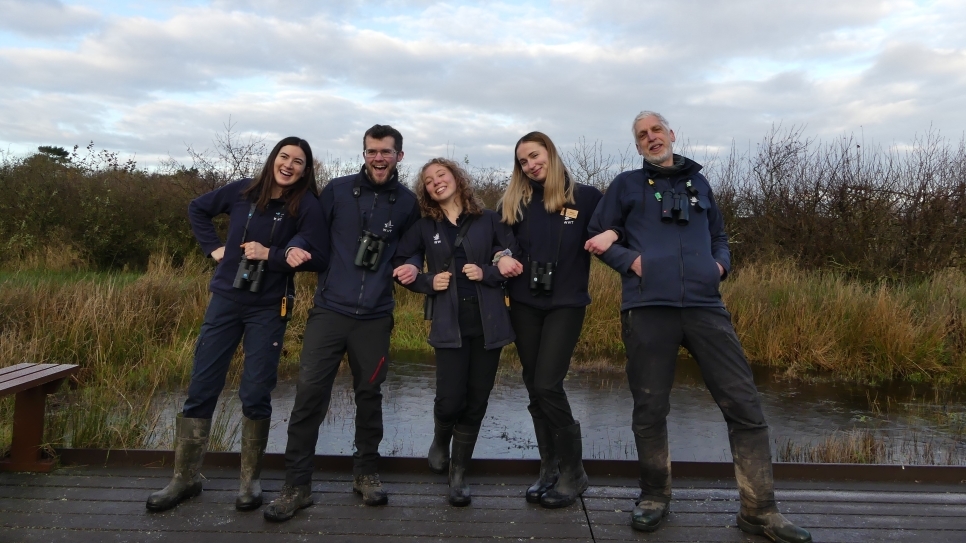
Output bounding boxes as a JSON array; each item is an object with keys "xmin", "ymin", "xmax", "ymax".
[{"xmin": 1, "ymin": 0, "xmax": 964, "ymax": 172}]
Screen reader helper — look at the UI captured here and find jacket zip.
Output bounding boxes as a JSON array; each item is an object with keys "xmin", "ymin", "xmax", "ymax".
[{"xmin": 355, "ymin": 191, "xmax": 381, "ymax": 314}]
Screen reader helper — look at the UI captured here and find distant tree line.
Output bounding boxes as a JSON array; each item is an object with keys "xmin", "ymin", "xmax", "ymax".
[{"xmin": 2, "ymin": 126, "xmax": 964, "ymax": 279}]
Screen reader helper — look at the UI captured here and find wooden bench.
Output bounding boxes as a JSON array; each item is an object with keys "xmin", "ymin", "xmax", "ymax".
[{"xmin": 0, "ymin": 363, "xmax": 78, "ymax": 472}]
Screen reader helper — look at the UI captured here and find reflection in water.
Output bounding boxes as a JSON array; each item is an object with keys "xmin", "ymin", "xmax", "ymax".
[{"xmin": 157, "ymin": 353, "xmax": 965, "ymax": 463}]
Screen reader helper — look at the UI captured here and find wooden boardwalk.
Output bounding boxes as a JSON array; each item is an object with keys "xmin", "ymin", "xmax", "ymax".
[{"xmin": 1, "ymin": 461, "xmax": 964, "ymax": 542}]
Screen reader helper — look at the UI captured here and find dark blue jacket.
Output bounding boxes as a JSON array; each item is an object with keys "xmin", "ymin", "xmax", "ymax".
[
  {"xmin": 393, "ymin": 210, "xmax": 517, "ymax": 350},
  {"xmin": 589, "ymin": 156, "xmax": 731, "ymax": 311},
  {"xmin": 505, "ymin": 180, "xmax": 603, "ymax": 309},
  {"xmin": 188, "ymin": 179, "xmax": 328, "ymax": 307},
  {"xmin": 292, "ymin": 168, "xmax": 420, "ymax": 318}
]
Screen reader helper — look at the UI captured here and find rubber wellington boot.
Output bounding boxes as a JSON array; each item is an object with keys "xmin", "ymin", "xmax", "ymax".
[
  {"xmin": 630, "ymin": 429, "xmax": 672, "ymax": 532},
  {"xmin": 146, "ymin": 415, "xmax": 210, "ymax": 512},
  {"xmin": 448, "ymin": 424, "xmax": 479, "ymax": 507},
  {"xmin": 428, "ymin": 416, "xmax": 454, "ymax": 474},
  {"xmin": 526, "ymin": 416, "xmax": 559, "ymax": 503},
  {"xmin": 539, "ymin": 422, "xmax": 588, "ymax": 509},
  {"xmin": 236, "ymin": 416, "xmax": 270, "ymax": 511},
  {"xmin": 731, "ymin": 427, "xmax": 812, "ymax": 543}
]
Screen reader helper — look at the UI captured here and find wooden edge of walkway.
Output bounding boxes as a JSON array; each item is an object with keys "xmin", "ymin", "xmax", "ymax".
[{"xmin": 53, "ymin": 448, "xmax": 966, "ymax": 484}]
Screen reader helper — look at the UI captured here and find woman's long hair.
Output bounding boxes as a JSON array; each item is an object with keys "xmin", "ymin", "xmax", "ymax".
[
  {"xmin": 416, "ymin": 158, "xmax": 484, "ymax": 222},
  {"xmin": 499, "ymin": 132, "xmax": 574, "ymax": 225},
  {"xmin": 242, "ymin": 136, "xmax": 317, "ymax": 216}
]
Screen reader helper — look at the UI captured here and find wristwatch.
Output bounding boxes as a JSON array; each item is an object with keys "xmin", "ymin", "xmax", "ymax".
[{"xmin": 492, "ymin": 249, "xmax": 512, "ymax": 265}]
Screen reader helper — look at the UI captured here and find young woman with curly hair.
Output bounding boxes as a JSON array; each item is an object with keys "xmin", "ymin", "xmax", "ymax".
[{"xmin": 392, "ymin": 158, "xmax": 520, "ymax": 506}]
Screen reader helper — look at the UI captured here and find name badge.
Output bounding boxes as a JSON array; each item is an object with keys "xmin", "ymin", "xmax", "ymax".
[{"xmin": 561, "ymin": 208, "xmax": 579, "ymax": 219}]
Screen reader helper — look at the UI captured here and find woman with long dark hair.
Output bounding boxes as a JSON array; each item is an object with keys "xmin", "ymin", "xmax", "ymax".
[
  {"xmin": 499, "ymin": 132, "xmax": 604, "ymax": 508},
  {"xmin": 146, "ymin": 137, "xmax": 327, "ymax": 513},
  {"xmin": 392, "ymin": 158, "xmax": 519, "ymax": 506}
]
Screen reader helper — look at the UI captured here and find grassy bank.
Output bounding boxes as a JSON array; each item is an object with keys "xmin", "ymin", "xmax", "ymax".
[{"xmin": 1, "ymin": 255, "xmax": 966, "ymax": 453}]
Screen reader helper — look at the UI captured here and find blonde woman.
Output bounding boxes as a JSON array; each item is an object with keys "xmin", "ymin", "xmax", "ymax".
[{"xmin": 499, "ymin": 132, "xmax": 604, "ymax": 508}]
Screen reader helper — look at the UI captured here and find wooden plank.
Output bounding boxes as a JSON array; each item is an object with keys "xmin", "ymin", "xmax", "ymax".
[
  {"xmin": 3, "ymin": 495, "xmax": 964, "ymax": 520},
  {"xmin": 0, "ymin": 363, "xmax": 34, "ymax": 377},
  {"xmin": 0, "ymin": 364, "xmax": 77, "ymax": 395},
  {"xmin": 0, "ymin": 475, "xmax": 535, "ymax": 499},
  {"xmin": 0, "ymin": 530, "xmax": 593, "ymax": 543},
  {"xmin": 0, "ymin": 497, "xmax": 588, "ymax": 524},
  {"xmin": 583, "ymin": 485, "xmax": 966, "ymax": 504},
  {"xmin": 0, "ymin": 486, "xmax": 570, "ymax": 510},
  {"xmin": 586, "ymin": 509, "xmax": 966, "ymax": 531},
  {"xmin": 591, "ymin": 523, "xmax": 961, "ymax": 543},
  {"xmin": 582, "ymin": 496, "xmax": 966, "ymax": 517},
  {"xmin": 0, "ymin": 511, "xmax": 592, "ymax": 538},
  {"xmin": 0, "ymin": 364, "xmax": 58, "ymax": 384}
]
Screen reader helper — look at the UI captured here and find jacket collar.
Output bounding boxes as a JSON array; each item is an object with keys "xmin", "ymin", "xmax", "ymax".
[{"xmin": 641, "ymin": 154, "xmax": 702, "ymax": 177}]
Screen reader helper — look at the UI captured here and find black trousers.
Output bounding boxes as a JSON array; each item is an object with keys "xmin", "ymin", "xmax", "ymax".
[
  {"xmin": 434, "ymin": 298, "xmax": 501, "ymax": 428},
  {"xmin": 621, "ymin": 306, "xmax": 770, "ymax": 499},
  {"xmin": 283, "ymin": 307, "xmax": 392, "ymax": 484},
  {"xmin": 509, "ymin": 302, "xmax": 586, "ymax": 429}
]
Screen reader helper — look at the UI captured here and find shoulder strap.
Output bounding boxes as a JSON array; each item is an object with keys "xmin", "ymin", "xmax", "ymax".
[{"xmin": 442, "ymin": 216, "xmax": 475, "ymax": 272}]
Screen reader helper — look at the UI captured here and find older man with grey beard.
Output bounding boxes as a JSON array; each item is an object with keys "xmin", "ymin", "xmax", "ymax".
[{"xmin": 585, "ymin": 111, "xmax": 811, "ymax": 543}]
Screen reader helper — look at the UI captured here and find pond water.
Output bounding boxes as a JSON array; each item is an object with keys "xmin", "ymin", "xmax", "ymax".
[{"xmin": 156, "ymin": 354, "xmax": 966, "ymax": 464}]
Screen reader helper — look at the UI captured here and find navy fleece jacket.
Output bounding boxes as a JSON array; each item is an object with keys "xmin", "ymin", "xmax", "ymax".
[
  {"xmin": 393, "ymin": 210, "xmax": 518, "ymax": 350},
  {"xmin": 589, "ymin": 156, "xmax": 730, "ymax": 310},
  {"xmin": 291, "ymin": 168, "xmax": 421, "ymax": 318},
  {"xmin": 505, "ymin": 180, "xmax": 603, "ymax": 309},
  {"xmin": 188, "ymin": 178, "xmax": 328, "ymax": 307}
]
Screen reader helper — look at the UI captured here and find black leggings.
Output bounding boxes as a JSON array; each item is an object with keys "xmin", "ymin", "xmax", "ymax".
[
  {"xmin": 433, "ymin": 299, "xmax": 502, "ymax": 427},
  {"xmin": 509, "ymin": 302, "xmax": 586, "ymax": 429}
]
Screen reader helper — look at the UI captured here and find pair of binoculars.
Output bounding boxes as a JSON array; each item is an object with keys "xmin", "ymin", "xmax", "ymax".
[
  {"xmin": 354, "ymin": 231, "xmax": 386, "ymax": 271},
  {"xmin": 529, "ymin": 261, "xmax": 554, "ymax": 295},
  {"xmin": 233, "ymin": 257, "xmax": 266, "ymax": 293},
  {"xmin": 660, "ymin": 192, "xmax": 691, "ymax": 225}
]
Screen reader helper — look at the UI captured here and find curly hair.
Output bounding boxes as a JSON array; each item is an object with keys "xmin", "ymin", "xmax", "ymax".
[{"xmin": 416, "ymin": 158, "xmax": 484, "ymax": 222}]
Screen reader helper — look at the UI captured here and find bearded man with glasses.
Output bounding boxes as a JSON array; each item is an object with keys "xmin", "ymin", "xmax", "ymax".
[{"xmin": 265, "ymin": 124, "xmax": 421, "ymax": 522}]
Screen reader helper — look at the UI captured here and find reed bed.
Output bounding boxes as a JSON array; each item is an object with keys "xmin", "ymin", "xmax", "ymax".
[
  {"xmin": 776, "ymin": 428, "xmax": 965, "ymax": 465},
  {"xmin": 2, "ymin": 255, "xmax": 966, "ymax": 453},
  {"xmin": 724, "ymin": 263, "xmax": 966, "ymax": 384}
]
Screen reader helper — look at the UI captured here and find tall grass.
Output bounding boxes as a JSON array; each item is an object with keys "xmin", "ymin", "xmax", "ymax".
[
  {"xmin": 724, "ymin": 263, "xmax": 966, "ymax": 384},
  {"xmin": 2, "ymin": 254, "xmax": 966, "ymax": 453}
]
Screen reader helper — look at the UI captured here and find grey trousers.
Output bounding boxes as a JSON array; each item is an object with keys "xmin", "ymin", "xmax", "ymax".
[{"xmin": 622, "ymin": 306, "xmax": 776, "ymax": 513}]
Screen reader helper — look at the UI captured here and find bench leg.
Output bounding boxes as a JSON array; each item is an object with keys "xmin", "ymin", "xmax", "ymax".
[{"xmin": 0, "ymin": 386, "xmax": 56, "ymax": 472}]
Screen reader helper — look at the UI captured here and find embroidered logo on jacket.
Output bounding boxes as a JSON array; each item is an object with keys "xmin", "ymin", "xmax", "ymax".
[
  {"xmin": 383, "ymin": 220, "xmax": 393, "ymax": 234},
  {"xmin": 433, "ymin": 233, "xmax": 441, "ymax": 244}
]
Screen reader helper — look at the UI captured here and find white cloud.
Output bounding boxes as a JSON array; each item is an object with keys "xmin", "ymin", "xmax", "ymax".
[
  {"xmin": 0, "ymin": 0, "xmax": 102, "ymax": 37},
  {"xmin": 0, "ymin": 1, "xmax": 964, "ymax": 171}
]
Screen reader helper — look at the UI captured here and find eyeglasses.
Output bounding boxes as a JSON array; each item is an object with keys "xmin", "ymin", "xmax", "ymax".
[{"xmin": 364, "ymin": 149, "xmax": 398, "ymax": 159}]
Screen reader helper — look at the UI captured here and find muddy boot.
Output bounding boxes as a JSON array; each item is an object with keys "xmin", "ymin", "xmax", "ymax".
[
  {"xmin": 731, "ymin": 427, "xmax": 812, "ymax": 543},
  {"xmin": 236, "ymin": 416, "xmax": 270, "ymax": 511},
  {"xmin": 526, "ymin": 415, "xmax": 559, "ymax": 503},
  {"xmin": 448, "ymin": 424, "xmax": 479, "ymax": 507},
  {"xmin": 428, "ymin": 416, "xmax": 454, "ymax": 474},
  {"xmin": 146, "ymin": 415, "xmax": 210, "ymax": 512},
  {"xmin": 263, "ymin": 483, "xmax": 313, "ymax": 522},
  {"xmin": 353, "ymin": 473, "xmax": 389, "ymax": 506},
  {"xmin": 539, "ymin": 422, "xmax": 588, "ymax": 509},
  {"xmin": 630, "ymin": 429, "xmax": 672, "ymax": 532}
]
